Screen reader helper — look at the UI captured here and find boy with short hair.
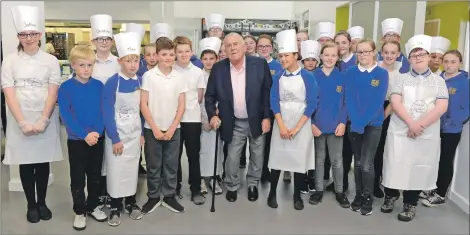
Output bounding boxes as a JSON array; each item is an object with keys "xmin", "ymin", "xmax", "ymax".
[
  {"xmin": 173, "ymin": 36, "xmax": 207, "ymax": 205},
  {"xmin": 102, "ymin": 32, "xmax": 145, "ymax": 227},
  {"xmin": 141, "ymin": 37, "xmax": 187, "ymax": 214},
  {"xmin": 58, "ymin": 45, "xmax": 108, "ymax": 231},
  {"xmin": 137, "ymin": 43, "xmax": 158, "ymax": 78}
]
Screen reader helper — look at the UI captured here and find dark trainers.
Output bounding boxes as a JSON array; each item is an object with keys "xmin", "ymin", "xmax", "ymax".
[
  {"xmin": 38, "ymin": 205, "xmax": 52, "ymax": 220},
  {"xmin": 293, "ymin": 196, "xmax": 304, "ymax": 210},
  {"xmin": 267, "ymin": 194, "xmax": 278, "ymax": 209},
  {"xmin": 360, "ymin": 196, "xmax": 373, "ymax": 216},
  {"xmin": 335, "ymin": 193, "xmax": 350, "ymax": 208},
  {"xmin": 26, "ymin": 208, "xmax": 40, "ymax": 223},
  {"xmin": 398, "ymin": 204, "xmax": 416, "ymax": 222},
  {"xmin": 107, "ymin": 209, "xmax": 121, "ymax": 227},
  {"xmin": 381, "ymin": 195, "xmax": 398, "ymax": 213},
  {"xmin": 124, "ymin": 204, "xmax": 143, "ymax": 220},
  {"xmin": 350, "ymin": 194, "xmax": 363, "ymax": 212},
  {"xmin": 162, "ymin": 197, "xmax": 185, "ymax": 213},
  {"xmin": 191, "ymin": 192, "xmax": 206, "ymax": 205},
  {"xmin": 141, "ymin": 198, "xmax": 161, "ymax": 214},
  {"xmin": 422, "ymin": 193, "xmax": 446, "ymax": 207},
  {"xmin": 309, "ymin": 191, "xmax": 323, "ymax": 205}
]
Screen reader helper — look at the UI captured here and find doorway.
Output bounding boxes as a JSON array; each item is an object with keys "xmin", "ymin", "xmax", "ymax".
[{"xmin": 424, "ymin": 19, "xmax": 440, "ymax": 36}]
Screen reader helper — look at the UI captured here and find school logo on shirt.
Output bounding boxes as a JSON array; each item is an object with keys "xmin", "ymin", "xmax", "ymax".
[
  {"xmin": 448, "ymin": 87, "xmax": 457, "ymax": 95},
  {"xmin": 371, "ymin": 79, "xmax": 380, "ymax": 87},
  {"xmin": 336, "ymin": 85, "xmax": 342, "ymax": 93},
  {"xmin": 270, "ymin": 70, "xmax": 276, "ymax": 75}
]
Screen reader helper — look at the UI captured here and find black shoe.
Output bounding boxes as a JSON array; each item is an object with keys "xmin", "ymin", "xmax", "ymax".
[
  {"xmin": 335, "ymin": 193, "xmax": 350, "ymax": 208},
  {"xmin": 162, "ymin": 197, "xmax": 185, "ymax": 213},
  {"xmin": 267, "ymin": 193, "xmax": 278, "ymax": 208},
  {"xmin": 141, "ymin": 198, "xmax": 161, "ymax": 214},
  {"xmin": 381, "ymin": 195, "xmax": 398, "ymax": 213},
  {"xmin": 360, "ymin": 196, "xmax": 373, "ymax": 216},
  {"xmin": 309, "ymin": 191, "xmax": 323, "ymax": 205},
  {"xmin": 294, "ymin": 196, "xmax": 304, "ymax": 210},
  {"xmin": 350, "ymin": 194, "xmax": 363, "ymax": 212},
  {"xmin": 38, "ymin": 205, "xmax": 52, "ymax": 220},
  {"xmin": 138, "ymin": 166, "xmax": 147, "ymax": 175},
  {"xmin": 325, "ymin": 182, "xmax": 334, "ymax": 191},
  {"xmin": 226, "ymin": 190, "xmax": 237, "ymax": 202},
  {"xmin": 374, "ymin": 185, "xmax": 384, "ymax": 198},
  {"xmin": 248, "ymin": 185, "xmax": 259, "ymax": 202},
  {"xmin": 26, "ymin": 208, "xmax": 40, "ymax": 223}
]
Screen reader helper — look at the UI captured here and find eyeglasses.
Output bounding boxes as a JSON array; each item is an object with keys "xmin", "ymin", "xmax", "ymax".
[
  {"xmin": 209, "ymin": 28, "xmax": 222, "ymax": 33},
  {"xmin": 95, "ymin": 37, "xmax": 113, "ymax": 43},
  {"xmin": 257, "ymin": 45, "xmax": 272, "ymax": 50},
  {"xmin": 18, "ymin": 33, "xmax": 40, "ymax": 39},
  {"xmin": 409, "ymin": 53, "xmax": 428, "ymax": 60},
  {"xmin": 355, "ymin": 50, "xmax": 374, "ymax": 56},
  {"xmin": 384, "ymin": 34, "xmax": 399, "ymax": 40}
]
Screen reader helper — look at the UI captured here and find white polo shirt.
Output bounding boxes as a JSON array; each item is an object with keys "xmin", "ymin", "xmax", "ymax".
[
  {"xmin": 142, "ymin": 66, "xmax": 188, "ymax": 131},
  {"xmin": 92, "ymin": 53, "xmax": 120, "ymax": 84},
  {"xmin": 173, "ymin": 62, "xmax": 206, "ymax": 123}
]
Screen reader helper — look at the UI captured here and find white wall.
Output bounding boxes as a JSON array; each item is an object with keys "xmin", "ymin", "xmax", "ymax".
[
  {"xmin": 450, "ymin": 123, "xmax": 469, "ymax": 214},
  {"xmin": 293, "ymin": 1, "xmax": 348, "ymax": 38}
]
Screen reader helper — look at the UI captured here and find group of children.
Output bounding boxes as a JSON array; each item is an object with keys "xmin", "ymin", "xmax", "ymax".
[{"xmin": 1, "ymin": 5, "xmax": 468, "ymax": 232}]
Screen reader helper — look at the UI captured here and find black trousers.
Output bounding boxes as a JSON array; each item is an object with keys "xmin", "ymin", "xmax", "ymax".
[
  {"xmin": 374, "ymin": 101, "xmax": 391, "ymax": 189},
  {"xmin": 384, "ymin": 187, "xmax": 421, "ymax": 206},
  {"xmin": 177, "ymin": 122, "xmax": 202, "ymax": 193},
  {"xmin": 68, "ymin": 138, "xmax": 104, "ymax": 215},
  {"xmin": 270, "ymin": 169, "xmax": 304, "ymax": 198},
  {"xmin": 110, "ymin": 195, "xmax": 137, "ymax": 211},
  {"xmin": 436, "ymin": 132, "xmax": 462, "ymax": 197},
  {"xmin": 20, "ymin": 162, "xmax": 50, "ymax": 209}
]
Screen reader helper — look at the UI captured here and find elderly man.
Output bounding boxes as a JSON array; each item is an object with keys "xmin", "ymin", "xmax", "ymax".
[{"xmin": 205, "ymin": 33, "xmax": 272, "ymax": 202}]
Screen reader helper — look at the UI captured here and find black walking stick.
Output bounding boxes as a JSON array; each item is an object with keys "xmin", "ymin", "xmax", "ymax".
[{"xmin": 210, "ymin": 125, "xmax": 220, "ymax": 212}]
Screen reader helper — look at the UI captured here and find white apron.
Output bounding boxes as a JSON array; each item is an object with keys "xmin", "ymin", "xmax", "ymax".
[
  {"xmin": 383, "ymin": 77, "xmax": 441, "ymax": 190},
  {"xmin": 3, "ymin": 63, "xmax": 63, "ymax": 165},
  {"xmin": 104, "ymin": 77, "xmax": 142, "ymax": 198},
  {"xmin": 268, "ymin": 72, "xmax": 315, "ymax": 173}
]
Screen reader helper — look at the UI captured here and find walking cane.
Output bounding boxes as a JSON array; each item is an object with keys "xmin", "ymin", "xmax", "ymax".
[{"xmin": 210, "ymin": 121, "xmax": 220, "ymax": 212}]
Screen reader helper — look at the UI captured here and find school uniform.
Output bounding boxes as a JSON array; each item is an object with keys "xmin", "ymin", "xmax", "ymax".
[
  {"xmin": 340, "ymin": 53, "xmax": 357, "ymax": 71},
  {"xmin": 58, "ymin": 76, "xmax": 107, "ymax": 222},
  {"xmin": 422, "ymin": 71, "xmax": 469, "ymax": 206},
  {"xmin": 191, "ymin": 55, "xmax": 204, "ymax": 69},
  {"xmin": 173, "ymin": 62, "xmax": 206, "ymax": 196},
  {"xmin": 268, "ymin": 29, "xmax": 318, "ymax": 210},
  {"xmin": 141, "ymin": 65, "xmax": 188, "ymax": 213},
  {"xmin": 2, "ymin": 6, "xmax": 63, "ymax": 223},
  {"xmin": 383, "ymin": 35, "xmax": 448, "ymax": 221},
  {"xmin": 378, "ymin": 18, "xmax": 410, "ymax": 74},
  {"xmin": 344, "ymin": 62, "xmax": 388, "ymax": 215}
]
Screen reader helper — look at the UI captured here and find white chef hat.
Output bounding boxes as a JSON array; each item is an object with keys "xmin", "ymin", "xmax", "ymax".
[
  {"xmin": 430, "ymin": 36, "xmax": 451, "ymax": 55},
  {"xmin": 315, "ymin": 22, "xmax": 335, "ymax": 41},
  {"xmin": 301, "ymin": 40, "xmax": 321, "ymax": 61},
  {"xmin": 381, "ymin": 18, "xmax": 403, "ymax": 37},
  {"xmin": 11, "ymin": 6, "xmax": 41, "ymax": 33},
  {"xmin": 199, "ymin": 37, "xmax": 222, "ymax": 57},
  {"xmin": 124, "ymin": 23, "xmax": 145, "ymax": 41},
  {"xmin": 205, "ymin": 13, "xmax": 225, "ymax": 30},
  {"xmin": 347, "ymin": 26, "xmax": 364, "ymax": 40},
  {"xmin": 150, "ymin": 23, "xmax": 174, "ymax": 42},
  {"xmin": 114, "ymin": 32, "xmax": 141, "ymax": 58},
  {"xmin": 405, "ymin": 34, "xmax": 432, "ymax": 58},
  {"xmin": 90, "ymin": 14, "xmax": 113, "ymax": 39},
  {"xmin": 276, "ymin": 29, "xmax": 297, "ymax": 54}
]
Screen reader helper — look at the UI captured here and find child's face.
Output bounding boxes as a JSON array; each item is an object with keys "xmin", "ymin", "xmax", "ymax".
[
  {"xmin": 17, "ymin": 30, "xmax": 42, "ymax": 51},
  {"xmin": 382, "ymin": 33, "xmax": 400, "ymax": 43},
  {"xmin": 296, "ymin": 32, "xmax": 309, "ymax": 52},
  {"xmin": 320, "ymin": 47, "xmax": 339, "ymax": 69},
  {"xmin": 303, "ymin": 58, "xmax": 318, "ymax": 71},
  {"xmin": 318, "ymin": 37, "xmax": 333, "ymax": 46},
  {"xmin": 429, "ymin": 53, "xmax": 444, "ymax": 71},
  {"xmin": 408, "ymin": 49, "xmax": 430, "ymax": 71},
  {"xmin": 118, "ymin": 56, "xmax": 140, "ymax": 76},
  {"xmin": 350, "ymin": 39, "xmax": 360, "ymax": 53},
  {"xmin": 381, "ymin": 43, "xmax": 400, "ymax": 66},
  {"xmin": 244, "ymin": 37, "xmax": 257, "ymax": 54},
  {"xmin": 202, "ymin": 52, "xmax": 217, "ymax": 70},
  {"xmin": 335, "ymin": 35, "xmax": 351, "ymax": 56},
  {"xmin": 219, "ymin": 44, "xmax": 227, "ymax": 60},
  {"xmin": 356, "ymin": 42, "xmax": 376, "ymax": 66},
  {"xmin": 71, "ymin": 59, "xmax": 95, "ymax": 79},
  {"xmin": 92, "ymin": 37, "xmax": 113, "ymax": 53},
  {"xmin": 144, "ymin": 46, "xmax": 158, "ymax": 67},
  {"xmin": 157, "ymin": 49, "xmax": 176, "ymax": 68},
  {"xmin": 279, "ymin": 53, "xmax": 297, "ymax": 69},
  {"xmin": 175, "ymin": 44, "xmax": 192, "ymax": 64},
  {"xmin": 257, "ymin": 38, "xmax": 273, "ymax": 58},
  {"xmin": 443, "ymin": 53, "xmax": 461, "ymax": 74}
]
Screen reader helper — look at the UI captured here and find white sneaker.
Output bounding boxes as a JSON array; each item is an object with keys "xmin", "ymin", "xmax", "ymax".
[
  {"xmin": 201, "ymin": 179, "xmax": 208, "ymax": 194},
  {"xmin": 73, "ymin": 214, "xmax": 87, "ymax": 231},
  {"xmin": 88, "ymin": 206, "xmax": 107, "ymax": 222},
  {"xmin": 210, "ymin": 179, "xmax": 223, "ymax": 195}
]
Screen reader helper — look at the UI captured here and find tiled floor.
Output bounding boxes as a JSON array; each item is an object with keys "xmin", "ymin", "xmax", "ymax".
[{"xmin": 1, "ymin": 127, "xmax": 469, "ymax": 234}]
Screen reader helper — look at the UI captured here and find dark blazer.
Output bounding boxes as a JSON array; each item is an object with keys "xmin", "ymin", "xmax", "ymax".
[{"xmin": 205, "ymin": 56, "xmax": 272, "ymax": 143}]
